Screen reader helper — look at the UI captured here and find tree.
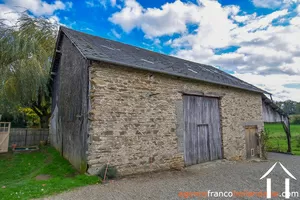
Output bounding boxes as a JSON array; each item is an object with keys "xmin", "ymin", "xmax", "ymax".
[
  {"xmin": 0, "ymin": 14, "xmax": 57, "ymax": 128},
  {"xmin": 291, "ymin": 115, "xmax": 300, "ymax": 124},
  {"xmin": 296, "ymin": 103, "xmax": 300, "ymax": 114},
  {"xmin": 276, "ymin": 100, "xmax": 297, "ymax": 115}
]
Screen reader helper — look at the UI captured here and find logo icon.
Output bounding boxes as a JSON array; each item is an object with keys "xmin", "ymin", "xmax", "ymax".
[{"xmin": 260, "ymin": 162, "xmax": 296, "ymax": 199}]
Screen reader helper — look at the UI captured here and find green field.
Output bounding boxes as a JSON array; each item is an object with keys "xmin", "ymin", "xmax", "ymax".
[
  {"xmin": 0, "ymin": 147, "xmax": 99, "ymax": 200},
  {"xmin": 264, "ymin": 123, "xmax": 300, "ymax": 155}
]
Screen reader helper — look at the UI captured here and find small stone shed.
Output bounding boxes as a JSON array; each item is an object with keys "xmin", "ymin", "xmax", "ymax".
[{"xmin": 50, "ymin": 27, "xmax": 290, "ymax": 175}]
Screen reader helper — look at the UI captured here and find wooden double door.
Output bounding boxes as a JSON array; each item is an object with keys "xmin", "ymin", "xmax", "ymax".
[{"xmin": 183, "ymin": 95, "xmax": 222, "ymax": 165}]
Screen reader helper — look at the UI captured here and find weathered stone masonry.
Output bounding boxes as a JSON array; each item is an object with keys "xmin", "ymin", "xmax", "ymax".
[{"xmin": 87, "ymin": 61, "xmax": 264, "ymax": 175}]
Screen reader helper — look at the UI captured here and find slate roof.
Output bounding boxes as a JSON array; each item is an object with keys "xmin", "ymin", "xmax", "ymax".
[{"xmin": 56, "ymin": 26, "xmax": 269, "ymax": 94}]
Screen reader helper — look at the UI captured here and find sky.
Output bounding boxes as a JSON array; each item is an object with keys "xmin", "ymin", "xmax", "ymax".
[{"xmin": 1, "ymin": 0, "xmax": 300, "ymax": 101}]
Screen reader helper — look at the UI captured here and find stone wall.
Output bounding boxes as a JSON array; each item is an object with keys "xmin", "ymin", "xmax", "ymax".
[{"xmin": 87, "ymin": 61, "xmax": 264, "ymax": 175}]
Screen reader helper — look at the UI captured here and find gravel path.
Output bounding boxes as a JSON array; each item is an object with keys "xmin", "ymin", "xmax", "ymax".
[{"xmin": 40, "ymin": 153, "xmax": 300, "ymax": 200}]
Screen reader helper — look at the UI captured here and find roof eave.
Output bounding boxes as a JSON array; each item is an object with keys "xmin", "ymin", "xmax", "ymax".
[{"xmin": 262, "ymin": 94, "xmax": 289, "ymax": 117}]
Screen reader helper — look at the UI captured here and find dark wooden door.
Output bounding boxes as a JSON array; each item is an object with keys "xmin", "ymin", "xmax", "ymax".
[
  {"xmin": 183, "ymin": 95, "xmax": 222, "ymax": 165},
  {"xmin": 245, "ymin": 126, "xmax": 258, "ymax": 159}
]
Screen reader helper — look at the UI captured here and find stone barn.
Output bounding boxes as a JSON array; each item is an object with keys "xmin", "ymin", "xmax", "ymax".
[{"xmin": 50, "ymin": 27, "xmax": 290, "ymax": 175}]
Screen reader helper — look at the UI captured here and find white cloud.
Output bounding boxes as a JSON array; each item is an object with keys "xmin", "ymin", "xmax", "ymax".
[
  {"xmin": 252, "ymin": 0, "xmax": 282, "ymax": 9},
  {"xmin": 109, "ymin": 0, "xmax": 204, "ymax": 38},
  {"xmin": 86, "ymin": 0, "xmax": 96, "ymax": 7},
  {"xmin": 291, "ymin": 16, "xmax": 300, "ymax": 25},
  {"xmin": 111, "ymin": 0, "xmax": 116, "ymax": 7},
  {"xmin": 86, "ymin": 0, "xmax": 105, "ymax": 8},
  {"xmin": 252, "ymin": 0, "xmax": 300, "ymax": 9},
  {"xmin": 3, "ymin": 0, "xmax": 71, "ymax": 16},
  {"xmin": 0, "ymin": 0, "xmax": 70, "ymax": 27},
  {"xmin": 111, "ymin": 29, "xmax": 121, "ymax": 38},
  {"xmin": 0, "ymin": 5, "xmax": 20, "ymax": 26},
  {"xmin": 232, "ymin": 13, "xmax": 257, "ymax": 23},
  {"xmin": 109, "ymin": 0, "xmax": 300, "ymax": 101},
  {"xmin": 169, "ymin": 4, "xmax": 300, "ymax": 77},
  {"xmin": 234, "ymin": 73, "xmax": 300, "ymax": 101},
  {"xmin": 234, "ymin": 9, "xmax": 288, "ymax": 33},
  {"xmin": 153, "ymin": 38, "xmax": 160, "ymax": 45},
  {"xmin": 297, "ymin": 4, "xmax": 300, "ymax": 13},
  {"xmin": 109, "ymin": 0, "xmax": 143, "ymax": 32},
  {"xmin": 48, "ymin": 15, "xmax": 60, "ymax": 24},
  {"xmin": 86, "ymin": 0, "xmax": 117, "ymax": 8}
]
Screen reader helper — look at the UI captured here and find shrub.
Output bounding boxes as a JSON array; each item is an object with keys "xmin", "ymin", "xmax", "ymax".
[
  {"xmin": 97, "ymin": 164, "xmax": 118, "ymax": 180},
  {"xmin": 291, "ymin": 115, "xmax": 300, "ymax": 125},
  {"xmin": 296, "ymin": 136, "xmax": 300, "ymax": 148},
  {"xmin": 260, "ymin": 130, "xmax": 269, "ymax": 159}
]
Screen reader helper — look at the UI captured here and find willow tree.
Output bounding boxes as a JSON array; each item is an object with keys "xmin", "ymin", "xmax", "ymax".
[{"xmin": 0, "ymin": 14, "xmax": 57, "ymax": 128}]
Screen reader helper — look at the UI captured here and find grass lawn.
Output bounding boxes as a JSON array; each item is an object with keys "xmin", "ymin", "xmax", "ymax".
[
  {"xmin": 0, "ymin": 146, "xmax": 99, "ymax": 199},
  {"xmin": 264, "ymin": 123, "xmax": 300, "ymax": 155}
]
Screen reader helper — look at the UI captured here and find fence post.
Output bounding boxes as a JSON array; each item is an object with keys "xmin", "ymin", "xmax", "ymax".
[
  {"xmin": 25, "ymin": 129, "xmax": 28, "ymax": 146},
  {"xmin": 40, "ymin": 129, "xmax": 42, "ymax": 144}
]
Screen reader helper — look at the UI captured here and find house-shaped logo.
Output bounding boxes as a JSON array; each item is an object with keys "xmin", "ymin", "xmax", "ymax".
[{"xmin": 260, "ymin": 162, "xmax": 296, "ymax": 199}]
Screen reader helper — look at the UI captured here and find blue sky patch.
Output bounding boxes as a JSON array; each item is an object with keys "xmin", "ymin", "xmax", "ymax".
[{"xmin": 284, "ymin": 83, "xmax": 300, "ymax": 89}]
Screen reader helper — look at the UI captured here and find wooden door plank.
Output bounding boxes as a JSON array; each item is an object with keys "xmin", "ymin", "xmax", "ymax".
[
  {"xmin": 245, "ymin": 126, "xmax": 258, "ymax": 158},
  {"xmin": 197, "ymin": 124, "xmax": 209, "ymax": 162}
]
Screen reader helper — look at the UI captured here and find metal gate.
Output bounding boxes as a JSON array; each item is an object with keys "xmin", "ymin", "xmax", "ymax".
[
  {"xmin": 183, "ymin": 95, "xmax": 222, "ymax": 165},
  {"xmin": 0, "ymin": 122, "xmax": 11, "ymax": 153}
]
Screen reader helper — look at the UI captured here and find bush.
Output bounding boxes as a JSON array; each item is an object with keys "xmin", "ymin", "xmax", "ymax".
[
  {"xmin": 260, "ymin": 130, "xmax": 269, "ymax": 159},
  {"xmin": 291, "ymin": 115, "xmax": 300, "ymax": 125},
  {"xmin": 296, "ymin": 136, "xmax": 300, "ymax": 148},
  {"xmin": 97, "ymin": 164, "xmax": 118, "ymax": 180}
]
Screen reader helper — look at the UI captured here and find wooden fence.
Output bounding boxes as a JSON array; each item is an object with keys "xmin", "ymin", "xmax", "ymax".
[{"xmin": 9, "ymin": 128, "xmax": 49, "ymax": 147}]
